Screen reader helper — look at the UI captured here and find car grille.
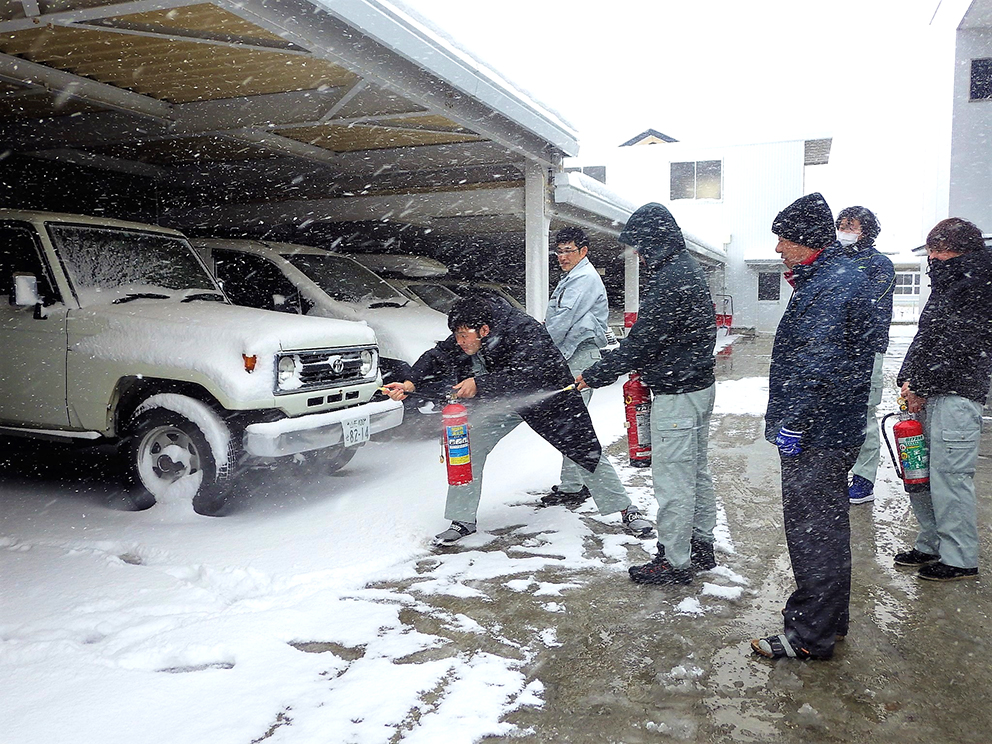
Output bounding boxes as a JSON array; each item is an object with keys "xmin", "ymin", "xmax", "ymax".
[{"xmin": 275, "ymin": 346, "xmax": 375, "ymax": 394}]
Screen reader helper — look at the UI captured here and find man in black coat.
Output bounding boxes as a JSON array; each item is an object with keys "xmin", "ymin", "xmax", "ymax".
[
  {"xmin": 577, "ymin": 202, "xmax": 718, "ymax": 586},
  {"xmin": 896, "ymin": 217, "xmax": 992, "ymax": 581},
  {"xmin": 751, "ymin": 193, "xmax": 875, "ymax": 661},
  {"xmin": 384, "ymin": 295, "xmax": 654, "ymax": 546}
]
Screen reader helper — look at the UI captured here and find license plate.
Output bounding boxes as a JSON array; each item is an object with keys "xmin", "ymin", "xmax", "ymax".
[{"xmin": 342, "ymin": 414, "xmax": 370, "ymax": 447}]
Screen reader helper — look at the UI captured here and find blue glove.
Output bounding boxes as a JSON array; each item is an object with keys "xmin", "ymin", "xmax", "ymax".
[{"xmin": 775, "ymin": 427, "xmax": 803, "ymax": 456}]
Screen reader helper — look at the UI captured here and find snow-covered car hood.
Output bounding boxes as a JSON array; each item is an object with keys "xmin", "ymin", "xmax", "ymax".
[
  {"xmin": 316, "ymin": 302, "xmax": 448, "ymax": 362},
  {"xmin": 76, "ymin": 301, "xmax": 377, "ymax": 352},
  {"xmin": 68, "ymin": 301, "xmax": 379, "ymax": 402}
]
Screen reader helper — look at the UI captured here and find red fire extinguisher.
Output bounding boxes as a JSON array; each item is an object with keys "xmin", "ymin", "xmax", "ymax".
[
  {"xmin": 441, "ymin": 399, "xmax": 473, "ymax": 485},
  {"xmin": 881, "ymin": 397, "xmax": 929, "ymax": 493},
  {"xmin": 623, "ymin": 372, "xmax": 652, "ymax": 467}
]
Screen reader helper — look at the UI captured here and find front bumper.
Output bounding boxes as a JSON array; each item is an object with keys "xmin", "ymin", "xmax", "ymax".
[{"xmin": 242, "ymin": 398, "xmax": 403, "ymax": 458}]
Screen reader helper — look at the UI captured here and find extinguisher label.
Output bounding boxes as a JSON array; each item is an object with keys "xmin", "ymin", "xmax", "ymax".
[
  {"xmin": 446, "ymin": 424, "xmax": 471, "ymax": 465},
  {"xmin": 635, "ymin": 403, "xmax": 651, "ymax": 451},
  {"xmin": 898, "ymin": 434, "xmax": 929, "ymax": 480}
]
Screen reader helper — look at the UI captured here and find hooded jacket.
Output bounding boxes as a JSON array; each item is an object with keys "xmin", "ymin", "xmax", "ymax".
[
  {"xmin": 842, "ymin": 240, "xmax": 894, "ymax": 354},
  {"xmin": 897, "ymin": 249, "xmax": 992, "ymax": 404},
  {"xmin": 581, "ymin": 203, "xmax": 716, "ymax": 394},
  {"xmin": 409, "ymin": 297, "xmax": 603, "ymax": 472},
  {"xmin": 765, "ymin": 243, "xmax": 876, "ymax": 448}
]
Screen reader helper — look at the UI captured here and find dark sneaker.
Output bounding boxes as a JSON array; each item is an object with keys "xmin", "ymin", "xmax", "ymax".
[
  {"xmin": 917, "ymin": 562, "xmax": 978, "ymax": 581},
  {"xmin": 690, "ymin": 537, "xmax": 717, "ymax": 571},
  {"xmin": 621, "ymin": 507, "xmax": 655, "ymax": 538},
  {"xmin": 629, "ymin": 557, "xmax": 692, "ymax": 585},
  {"xmin": 540, "ymin": 485, "xmax": 590, "ymax": 507},
  {"xmin": 433, "ymin": 521, "xmax": 476, "ymax": 546},
  {"xmin": 750, "ymin": 634, "xmax": 816, "ymax": 660},
  {"xmin": 894, "ymin": 548, "xmax": 940, "ymax": 567},
  {"xmin": 848, "ymin": 474, "xmax": 875, "ymax": 504}
]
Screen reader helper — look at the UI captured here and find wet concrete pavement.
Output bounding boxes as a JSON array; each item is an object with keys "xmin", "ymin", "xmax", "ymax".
[{"xmin": 377, "ymin": 331, "xmax": 992, "ymax": 743}]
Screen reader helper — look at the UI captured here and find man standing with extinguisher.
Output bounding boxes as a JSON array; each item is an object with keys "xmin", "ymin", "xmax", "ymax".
[
  {"xmin": 384, "ymin": 295, "xmax": 654, "ymax": 547},
  {"xmin": 751, "ymin": 193, "xmax": 875, "ymax": 661},
  {"xmin": 896, "ymin": 218, "xmax": 992, "ymax": 581},
  {"xmin": 576, "ymin": 202, "xmax": 718, "ymax": 586},
  {"xmin": 542, "ymin": 227, "xmax": 611, "ymax": 507}
]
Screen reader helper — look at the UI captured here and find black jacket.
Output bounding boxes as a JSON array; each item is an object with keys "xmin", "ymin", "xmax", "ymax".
[
  {"xmin": 765, "ymin": 243, "xmax": 876, "ymax": 449},
  {"xmin": 581, "ymin": 203, "xmax": 716, "ymax": 394},
  {"xmin": 898, "ymin": 249, "xmax": 992, "ymax": 404},
  {"xmin": 410, "ymin": 298, "xmax": 603, "ymax": 472}
]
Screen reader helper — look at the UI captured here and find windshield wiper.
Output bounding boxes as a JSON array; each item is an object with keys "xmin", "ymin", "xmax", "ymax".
[
  {"xmin": 181, "ymin": 292, "xmax": 226, "ymax": 303},
  {"xmin": 112, "ymin": 292, "xmax": 170, "ymax": 304},
  {"xmin": 369, "ymin": 299, "xmax": 410, "ymax": 309}
]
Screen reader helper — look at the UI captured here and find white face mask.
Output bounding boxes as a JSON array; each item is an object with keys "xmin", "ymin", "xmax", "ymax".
[{"xmin": 836, "ymin": 231, "xmax": 860, "ymax": 247}]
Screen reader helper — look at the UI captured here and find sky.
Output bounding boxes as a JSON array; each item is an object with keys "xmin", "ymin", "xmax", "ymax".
[{"xmin": 396, "ymin": 0, "xmax": 973, "ymax": 254}]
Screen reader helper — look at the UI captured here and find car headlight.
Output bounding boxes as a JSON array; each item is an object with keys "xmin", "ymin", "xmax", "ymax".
[
  {"xmin": 360, "ymin": 349, "xmax": 376, "ymax": 377},
  {"xmin": 278, "ymin": 355, "xmax": 298, "ymax": 388}
]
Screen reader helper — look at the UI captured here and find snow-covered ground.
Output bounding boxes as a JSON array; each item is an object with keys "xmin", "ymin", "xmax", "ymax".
[{"xmin": 0, "ymin": 367, "xmax": 771, "ymax": 743}]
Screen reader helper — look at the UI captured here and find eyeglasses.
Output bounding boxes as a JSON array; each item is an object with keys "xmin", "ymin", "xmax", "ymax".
[{"xmin": 555, "ymin": 247, "xmax": 580, "ymax": 256}]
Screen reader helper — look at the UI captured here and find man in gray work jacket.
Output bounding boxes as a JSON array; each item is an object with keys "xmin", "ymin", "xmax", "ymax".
[{"xmin": 542, "ymin": 227, "xmax": 612, "ymax": 507}]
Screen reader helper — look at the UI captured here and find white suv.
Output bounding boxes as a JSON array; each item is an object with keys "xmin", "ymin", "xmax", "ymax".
[{"xmin": 0, "ymin": 211, "xmax": 403, "ymax": 513}]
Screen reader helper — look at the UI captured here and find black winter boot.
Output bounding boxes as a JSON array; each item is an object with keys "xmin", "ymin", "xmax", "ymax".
[{"xmin": 690, "ymin": 537, "xmax": 717, "ymax": 571}]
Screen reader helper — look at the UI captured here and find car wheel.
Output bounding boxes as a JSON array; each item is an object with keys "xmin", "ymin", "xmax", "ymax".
[{"xmin": 124, "ymin": 401, "xmax": 234, "ymax": 513}]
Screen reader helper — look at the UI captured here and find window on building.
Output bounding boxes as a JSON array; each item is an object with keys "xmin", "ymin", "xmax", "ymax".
[
  {"xmin": 757, "ymin": 271, "xmax": 780, "ymax": 301},
  {"xmin": 971, "ymin": 58, "xmax": 992, "ymax": 100},
  {"xmin": 894, "ymin": 271, "xmax": 921, "ymax": 295},
  {"xmin": 670, "ymin": 160, "xmax": 722, "ymax": 200}
]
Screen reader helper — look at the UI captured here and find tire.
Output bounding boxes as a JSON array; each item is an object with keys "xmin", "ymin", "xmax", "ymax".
[
  {"xmin": 123, "ymin": 400, "xmax": 234, "ymax": 514},
  {"xmin": 325, "ymin": 444, "xmax": 359, "ymax": 474}
]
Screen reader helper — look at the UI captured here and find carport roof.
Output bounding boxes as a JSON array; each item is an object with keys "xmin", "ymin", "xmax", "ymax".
[{"xmin": 0, "ymin": 0, "xmax": 588, "ymax": 237}]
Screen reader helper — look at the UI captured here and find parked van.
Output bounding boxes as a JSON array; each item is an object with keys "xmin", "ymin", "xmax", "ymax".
[
  {"xmin": 192, "ymin": 239, "xmax": 450, "ymax": 388},
  {"xmin": 0, "ymin": 212, "xmax": 403, "ymax": 513}
]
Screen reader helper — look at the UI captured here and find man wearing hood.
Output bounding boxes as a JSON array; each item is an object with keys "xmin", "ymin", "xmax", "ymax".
[
  {"xmin": 835, "ymin": 207, "xmax": 895, "ymax": 505},
  {"xmin": 384, "ymin": 294, "xmax": 654, "ymax": 546},
  {"xmin": 896, "ymin": 218, "xmax": 992, "ymax": 582},
  {"xmin": 577, "ymin": 203, "xmax": 718, "ymax": 586},
  {"xmin": 751, "ymin": 193, "xmax": 875, "ymax": 661}
]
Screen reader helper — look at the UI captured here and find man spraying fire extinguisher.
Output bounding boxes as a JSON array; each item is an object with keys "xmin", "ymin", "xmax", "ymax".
[
  {"xmin": 576, "ymin": 202, "xmax": 718, "ymax": 587},
  {"xmin": 383, "ymin": 295, "xmax": 654, "ymax": 547}
]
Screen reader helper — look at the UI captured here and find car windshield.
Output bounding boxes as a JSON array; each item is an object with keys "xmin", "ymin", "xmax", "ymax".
[
  {"xmin": 285, "ymin": 253, "xmax": 408, "ymax": 306},
  {"xmin": 49, "ymin": 224, "xmax": 221, "ymax": 307},
  {"xmin": 404, "ymin": 282, "xmax": 460, "ymax": 313}
]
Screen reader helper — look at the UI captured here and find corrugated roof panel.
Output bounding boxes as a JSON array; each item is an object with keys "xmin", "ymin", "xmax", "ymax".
[
  {"xmin": 106, "ymin": 4, "xmax": 289, "ymax": 42},
  {"xmin": 0, "ymin": 24, "xmax": 355, "ymax": 103},
  {"xmin": 93, "ymin": 135, "xmax": 279, "ymax": 165},
  {"xmin": 280, "ymin": 123, "xmax": 481, "ymax": 152}
]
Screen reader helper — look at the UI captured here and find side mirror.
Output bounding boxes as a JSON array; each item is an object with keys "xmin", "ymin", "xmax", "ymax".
[{"xmin": 12, "ymin": 273, "xmax": 40, "ymax": 307}]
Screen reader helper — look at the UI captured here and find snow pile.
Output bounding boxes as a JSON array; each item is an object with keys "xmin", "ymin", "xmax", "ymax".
[{"xmin": 0, "ymin": 374, "xmax": 760, "ymax": 743}]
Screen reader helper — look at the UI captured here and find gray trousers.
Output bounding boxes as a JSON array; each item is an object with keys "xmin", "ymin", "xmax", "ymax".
[
  {"xmin": 851, "ymin": 352, "xmax": 885, "ymax": 483},
  {"xmin": 650, "ymin": 384, "xmax": 717, "ymax": 569},
  {"xmin": 444, "ymin": 408, "xmax": 631, "ymax": 524},
  {"xmin": 781, "ymin": 446, "xmax": 859, "ymax": 659},
  {"xmin": 559, "ymin": 341, "xmax": 602, "ymax": 492},
  {"xmin": 910, "ymin": 394, "xmax": 982, "ymax": 569}
]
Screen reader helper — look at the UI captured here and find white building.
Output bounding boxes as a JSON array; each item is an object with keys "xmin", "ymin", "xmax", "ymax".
[{"xmin": 567, "ymin": 133, "xmax": 828, "ymax": 333}]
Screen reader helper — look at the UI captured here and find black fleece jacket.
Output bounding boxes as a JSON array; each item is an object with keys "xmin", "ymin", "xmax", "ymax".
[
  {"xmin": 581, "ymin": 203, "xmax": 717, "ymax": 394},
  {"xmin": 898, "ymin": 249, "xmax": 992, "ymax": 404}
]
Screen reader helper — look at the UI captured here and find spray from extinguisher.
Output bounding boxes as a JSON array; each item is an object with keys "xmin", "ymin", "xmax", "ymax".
[
  {"xmin": 623, "ymin": 372, "xmax": 652, "ymax": 467},
  {"xmin": 441, "ymin": 395, "xmax": 473, "ymax": 485},
  {"xmin": 881, "ymin": 396, "xmax": 930, "ymax": 493}
]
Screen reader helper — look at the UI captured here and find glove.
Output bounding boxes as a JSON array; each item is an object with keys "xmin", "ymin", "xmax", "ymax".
[{"xmin": 775, "ymin": 427, "xmax": 803, "ymax": 457}]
